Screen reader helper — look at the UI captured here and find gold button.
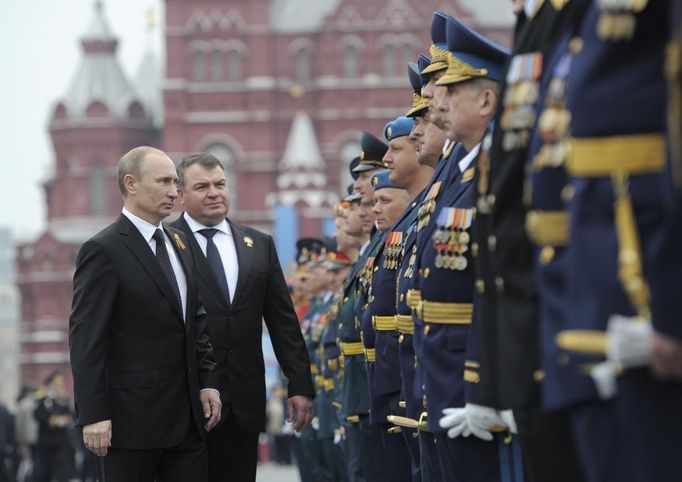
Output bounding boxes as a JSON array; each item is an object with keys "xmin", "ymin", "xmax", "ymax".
[
  {"xmin": 476, "ymin": 279, "xmax": 485, "ymax": 294},
  {"xmin": 344, "ymin": 296, "xmax": 349, "ymax": 303},
  {"xmin": 487, "ymin": 235, "xmax": 497, "ymax": 252},
  {"xmin": 472, "ymin": 242, "xmax": 479, "ymax": 257},
  {"xmin": 423, "ymin": 268, "xmax": 430, "ymax": 278},
  {"xmin": 374, "ymin": 266, "xmax": 379, "ymax": 272},
  {"xmin": 400, "ymin": 293, "xmax": 405, "ymax": 302},
  {"xmin": 561, "ymin": 185, "xmax": 575, "ymax": 202},
  {"xmin": 399, "ymin": 334, "xmax": 404, "ymax": 343},
  {"xmin": 424, "ymin": 325, "xmax": 430, "ymax": 335},
  {"xmin": 494, "ymin": 276, "xmax": 504, "ymax": 293},
  {"xmin": 569, "ymin": 37, "xmax": 583, "ymax": 54},
  {"xmin": 539, "ymin": 246, "xmax": 555, "ymax": 265},
  {"xmin": 422, "ymin": 397, "xmax": 428, "ymax": 408},
  {"xmin": 557, "ymin": 353, "xmax": 570, "ymax": 366},
  {"xmin": 533, "ymin": 370, "xmax": 546, "ymax": 382}
]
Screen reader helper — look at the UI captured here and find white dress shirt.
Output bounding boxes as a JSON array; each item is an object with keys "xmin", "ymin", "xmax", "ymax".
[
  {"xmin": 458, "ymin": 142, "xmax": 481, "ymax": 174},
  {"xmin": 183, "ymin": 213, "xmax": 239, "ymax": 303},
  {"xmin": 122, "ymin": 208, "xmax": 187, "ymax": 320}
]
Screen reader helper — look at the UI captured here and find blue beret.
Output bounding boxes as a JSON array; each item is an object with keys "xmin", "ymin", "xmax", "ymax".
[
  {"xmin": 370, "ymin": 169, "xmax": 399, "ymax": 191},
  {"xmin": 437, "ymin": 16, "xmax": 510, "ymax": 85},
  {"xmin": 384, "ymin": 117, "xmax": 415, "ymax": 142},
  {"xmin": 353, "ymin": 131, "xmax": 388, "ymax": 173}
]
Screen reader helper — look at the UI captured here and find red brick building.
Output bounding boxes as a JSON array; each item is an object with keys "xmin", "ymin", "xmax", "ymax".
[{"xmin": 15, "ymin": 0, "xmax": 512, "ymax": 388}]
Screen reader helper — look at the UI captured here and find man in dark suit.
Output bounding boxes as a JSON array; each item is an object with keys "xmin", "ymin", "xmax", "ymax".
[
  {"xmin": 69, "ymin": 146, "xmax": 222, "ymax": 482},
  {"xmin": 171, "ymin": 153, "xmax": 314, "ymax": 482}
]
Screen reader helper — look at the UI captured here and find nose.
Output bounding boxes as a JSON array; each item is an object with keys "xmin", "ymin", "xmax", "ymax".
[{"xmin": 168, "ymin": 183, "xmax": 178, "ymax": 199}]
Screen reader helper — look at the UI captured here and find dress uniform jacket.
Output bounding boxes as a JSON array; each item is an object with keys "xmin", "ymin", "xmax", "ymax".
[
  {"xmin": 413, "ymin": 140, "xmax": 508, "ymax": 482},
  {"xmin": 412, "ymin": 142, "xmax": 476, "ymax": 430},
  {"xmin": 553, "ymin": 3, "xmax": 682, "ymax": 482},
  {"xmin": 473, "ymin": 0, "xmax": 590, "ymax": 412},
  {"xmin": 338, "ymin": 231, "xmax": 386, "ymax": 419},
  {"xmin": 362, "ymin": 207, "xmax": 418, "ymax": 425}
]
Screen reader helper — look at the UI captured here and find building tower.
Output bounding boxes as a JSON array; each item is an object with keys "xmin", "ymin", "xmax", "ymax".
[{"xmin": 15, "ymin": 0, "xmax": 160, "ymax": 389}]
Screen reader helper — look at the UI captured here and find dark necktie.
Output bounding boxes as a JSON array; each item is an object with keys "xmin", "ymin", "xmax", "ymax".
[
  {"xmin": 198, "ymin": 228, "xmax": 231, "ymax": 303},
  {"xmin": 152, "ymin": 229, "xmax": 181, "ymax": 306}
]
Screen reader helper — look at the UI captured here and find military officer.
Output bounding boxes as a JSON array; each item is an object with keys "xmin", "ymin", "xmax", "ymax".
[
  {"xmin": 549, "ymin": 2, "xmax": 682, "ymax": 481},
  {"xmin": 33, "ymin": 372, "xmax": 74, "ymax": 482},
  {"xmin": 293, "ymin": 238, "xmax": 329, "ymax": 482},
  {"xmin": 402, "ymin": 14, "xmax": 460, "ymax": 482},
  {"xmin": 471, "ymin": 1, "xmax": 589, "ymax": 481},
  {"xmin": 359, "ymin": 166, "xmax": 412, "ymax": 482},
  {"xmin": 412, "ymin": 15, "xmax": 518, "ymax": 482},
  {"xmin": 337, "ymin": 132, "xmax": 388, "ymax": 482},
  {"xmin": 320, "ymin": 185, "xmax": 364, "ymax": 481}
]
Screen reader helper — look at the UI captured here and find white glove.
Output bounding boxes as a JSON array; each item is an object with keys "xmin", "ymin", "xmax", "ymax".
[
  {"xmin": 606, "ymin": 314, "xmax": 653, "ymax": 368},
  {"xmin": 312, "ymin": 419, "xmax": 320, "ymax": 431},
  {"xmin": 499, "ymin": 410, "xmax": 518, "ymax": 434},
  {"xmin": 333, "ymin": 432, "xmax": 344, "ymax": 445},
  {"xmin": 465, "ymin": 404, "xmax": 507, "ymax": 441},
  {"xmin": 281, "ymin": 421, "xmax": 295, "ymax": 435},
  {"xmin": 440, "ymin": 404, "xmax": 511, "ymax": 441},
  {"xmin": 590, "ymin": 315, "xmax": 653, "ymax": 400},
  {"xmin": 439, "ymin": 407, "xmax": 470, "ymax": 439}
]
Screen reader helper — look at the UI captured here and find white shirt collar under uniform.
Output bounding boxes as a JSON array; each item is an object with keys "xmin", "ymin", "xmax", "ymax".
[{"xmin": 458, "ymin": 142, "xmax": 481, "ymax": 174}]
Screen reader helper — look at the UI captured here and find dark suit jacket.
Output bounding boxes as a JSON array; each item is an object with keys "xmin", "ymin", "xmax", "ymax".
[
  {"xmin": 69, "ymin": 214, "xmax": 216, "ymax": 450},
  {"xmin": 171, "ymin": 214, "xmax": 314, "ymax": 433}
]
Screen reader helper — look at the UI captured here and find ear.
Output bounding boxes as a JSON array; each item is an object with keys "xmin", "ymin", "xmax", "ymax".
[
  {"xmin": 177, "ymin": 187, "xmax": 185, "ymax": 204},
  {"xmin": 123, "ymin": 173, "xmax": 136, "ymax": 196},
  {"xmin": 480, "ymin": 88, "xmax": 497, "ymax": 118}
]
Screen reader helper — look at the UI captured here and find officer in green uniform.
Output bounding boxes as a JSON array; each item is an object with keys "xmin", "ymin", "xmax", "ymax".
[{"xmin": 338, "ymin": 133, "xmax": 388, "ymax": 482}]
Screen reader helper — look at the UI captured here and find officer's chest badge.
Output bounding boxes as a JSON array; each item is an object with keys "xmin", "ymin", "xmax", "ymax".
[
  {"xmin": 417, "ymin": 181, "xmax": 442, "ymax": 232},
  {"xmin": 501, "ymin": 52, "xmax": 543, "ymax": 152},
  {"xmin": 382, "ymin": 231, "xmax": 404, "ymax": 270},
  {"xmin": 432, "ymin": 207, "xmax": 473, "ymax": 271}
]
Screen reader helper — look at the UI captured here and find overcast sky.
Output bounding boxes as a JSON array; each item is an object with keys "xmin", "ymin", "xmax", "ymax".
[{"xmin": 0, "ymin": 0, "xmax": 164, "ymax": 241}]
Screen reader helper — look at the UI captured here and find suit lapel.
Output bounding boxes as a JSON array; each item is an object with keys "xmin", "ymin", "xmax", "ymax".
[
  {"xmin": 117, "ymin": 215, "xmax": 185, "ymax": 322},
  {"xmin": 173, "ymin": 215, "xmax": 230, "ymax": 311},
  {"xmin": 229, "ymin": 220, "xmax": 253, "ymax": 307}
]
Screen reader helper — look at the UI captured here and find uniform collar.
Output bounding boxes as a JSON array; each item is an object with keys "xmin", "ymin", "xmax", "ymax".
[{"xmin": 458, "ymin": 142, "xmax": 481, "ymax": 173}]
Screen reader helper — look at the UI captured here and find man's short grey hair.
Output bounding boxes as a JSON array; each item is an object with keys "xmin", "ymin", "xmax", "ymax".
[
  {"xmin": 117, "ymin": 146, "xmax": 165, "ymax": 196},
  {"xmin": 176, "ymin": 153, "xmax": 225, "ymax": 188},
  {"xmin": 469, "ymin": 77, "xmax": 501, "ymax": 98}
]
